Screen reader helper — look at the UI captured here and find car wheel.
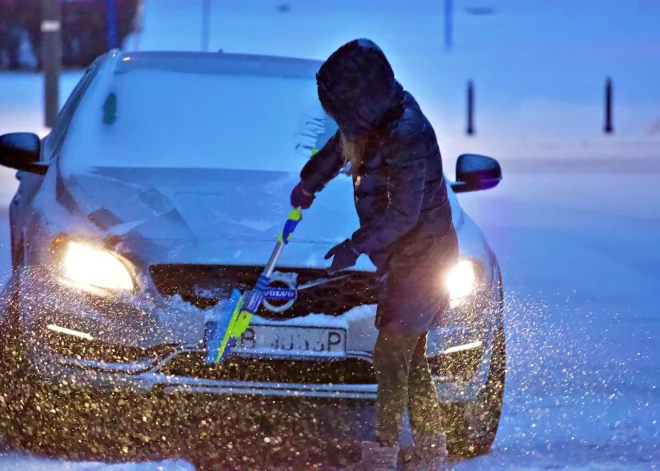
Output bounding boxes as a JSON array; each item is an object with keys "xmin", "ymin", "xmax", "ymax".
[{"xmin": 443, "ymin": 278, "xmax": 506, "ymax": 458}]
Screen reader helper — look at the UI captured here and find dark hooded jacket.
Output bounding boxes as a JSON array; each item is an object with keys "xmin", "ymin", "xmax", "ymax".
[{"xmin": 299, "ymin": 39, "xmax": 458, "ymax": 333}]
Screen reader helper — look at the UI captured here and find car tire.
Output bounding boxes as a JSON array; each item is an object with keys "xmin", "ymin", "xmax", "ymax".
[{"xmin": 443, "ymin": 276, "xmax": 506, "ymax": 458}]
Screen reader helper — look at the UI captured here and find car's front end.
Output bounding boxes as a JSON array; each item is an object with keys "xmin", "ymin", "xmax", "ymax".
[{"xmin": 19, "ymin": 191, "xmax": 502, "ymax": 407}]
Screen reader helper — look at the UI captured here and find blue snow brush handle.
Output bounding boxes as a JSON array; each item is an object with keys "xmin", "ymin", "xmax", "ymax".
[
  {"xmin": 206, "ymin": 208, "xmax": 303, "ymax": 364},
  {"xmin": 278, "ymin": 208, "xmax": 303, "ymax": 245}
]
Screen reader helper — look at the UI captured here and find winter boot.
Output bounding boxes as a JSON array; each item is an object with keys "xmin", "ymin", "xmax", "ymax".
[
  {"xmin": 341, "ymin": 440, "xmax": 400, "ymax": 471},
  {"xmin": 403, "ymin": 432, "xmax": 450, "ymax": 470}
]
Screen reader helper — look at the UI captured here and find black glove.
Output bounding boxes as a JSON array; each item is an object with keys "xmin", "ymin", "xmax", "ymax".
[
  {"xmin": 290, "ymin": 181, "xmax": 315, "ymax": 210},
  {"xmin": 324, "ymin": 239, "xmax": 360, "ymax": 274}
]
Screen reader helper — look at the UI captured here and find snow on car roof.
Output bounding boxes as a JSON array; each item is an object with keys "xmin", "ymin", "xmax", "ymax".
[{"xmin": 114, "ymin": 51, "xmax": 323, "ymax": 80}]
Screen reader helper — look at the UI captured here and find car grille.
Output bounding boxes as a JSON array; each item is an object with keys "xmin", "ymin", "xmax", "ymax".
[
  {"xmin": 159, "ymin": 352, "xmax": 376, "ymax": 385},
  {"xmin": 149, "ymin": 264, "xmax": 378, "ymax": 319}
]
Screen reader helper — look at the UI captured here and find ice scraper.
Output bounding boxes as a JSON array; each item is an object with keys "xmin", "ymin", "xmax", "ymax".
[{"xmin": 204, "ymin": 207, "xmax": 303, "ymax": 364}]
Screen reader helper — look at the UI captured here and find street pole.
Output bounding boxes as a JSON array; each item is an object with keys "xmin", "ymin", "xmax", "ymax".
[
  {"xmin": 444, "ymin": 0, "xmax": 453, "ymax": 50},
  {"xmin": 41, "ymin": 0, "xmax": 62, "ymax": 128},
  {"xmin": 201, "ymin": 0, "xmax": 211, "ymax": 52},
  {"xmin": 106, "ymin": 0, "xmax": 119, "ymax": 50},
  {"xmin": 132, "ymin": 0, "xmax": 145, "ymax": 51}
]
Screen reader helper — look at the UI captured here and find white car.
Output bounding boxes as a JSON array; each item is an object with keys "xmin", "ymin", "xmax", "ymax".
[{"xmin": 0, "ymin": 50, "xmax": 505, "ymax": 457}]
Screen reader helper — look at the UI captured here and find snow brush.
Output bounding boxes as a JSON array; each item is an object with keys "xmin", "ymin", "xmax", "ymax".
[{"xmin": 205, "ymin": 207, "xmax": 303, "ymax": 364}]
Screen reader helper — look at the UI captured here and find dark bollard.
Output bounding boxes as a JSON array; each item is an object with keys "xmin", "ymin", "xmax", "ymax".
[
  {"xmin": 42, "ymin": 0, "xmax": 62, "ymax": 128},
  {"xmin": 466, "ymin": 80, "xmax": 475, "ymax": 136},
  {"xmin": 604, "ymin": 77, "xmax": 614, "ymax": 134}
]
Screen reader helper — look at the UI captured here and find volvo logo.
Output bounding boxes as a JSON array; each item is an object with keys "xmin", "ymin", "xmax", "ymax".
[{"xmin": 262, "ymin": 272, "xmax": 298, "ymax": 313}]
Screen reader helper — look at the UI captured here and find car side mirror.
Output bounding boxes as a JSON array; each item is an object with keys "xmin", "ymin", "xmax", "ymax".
[
  {"xmin": 451, "ymin": 154, "xmax": 502, "ymax": 193},
  {"xmin": 0, "ymin": 133, "xmax": 47, "ymax": 175}
]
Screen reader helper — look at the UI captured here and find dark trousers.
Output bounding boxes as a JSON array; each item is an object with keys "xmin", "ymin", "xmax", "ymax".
[{"xmin": 373, "ymin": 331, "xmax": 443, "ymax": 446}]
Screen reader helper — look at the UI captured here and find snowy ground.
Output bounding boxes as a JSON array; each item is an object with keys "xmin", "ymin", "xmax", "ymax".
[
  {"xmin": 1, "ymin": 0, "xmax": 659, "ymax": 469},
  {"xmin": 453, "ymin": 174, "xmax": 660, "ymax": 470}
]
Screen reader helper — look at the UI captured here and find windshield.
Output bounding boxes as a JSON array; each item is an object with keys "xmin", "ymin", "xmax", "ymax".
[{"xmin": 60, "ymin": 56, "xmax": 338, "ymax": 174}]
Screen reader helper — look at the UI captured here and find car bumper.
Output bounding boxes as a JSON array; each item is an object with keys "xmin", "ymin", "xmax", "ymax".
[{"xmin": 18, "ymin": 268, "xmax": 502, "ymax": 404}]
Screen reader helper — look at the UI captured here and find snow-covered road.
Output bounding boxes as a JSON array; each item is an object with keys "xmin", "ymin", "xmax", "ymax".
[{"xmin": 454, "ymin": 173, "xmax": 660, "ymax": 470}]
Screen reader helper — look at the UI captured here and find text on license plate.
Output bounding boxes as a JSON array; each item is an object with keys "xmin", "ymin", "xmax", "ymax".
[{"xmin": 233, "ymin": 325, "xmax": 347, "ymax": 358}]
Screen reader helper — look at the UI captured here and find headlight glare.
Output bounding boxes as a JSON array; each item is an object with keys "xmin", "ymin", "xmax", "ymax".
[
  {"xmin": 446, "ymin": 259, "xmax": 476, "ymax": 300},
  {"xmin": 63, "ymin": 241, "xmax": 134, "ymax": 292}
]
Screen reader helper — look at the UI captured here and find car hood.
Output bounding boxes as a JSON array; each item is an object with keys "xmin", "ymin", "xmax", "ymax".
[{"xmin": 60, "ymin": 167, "xmax": 464, "ymax": 269}]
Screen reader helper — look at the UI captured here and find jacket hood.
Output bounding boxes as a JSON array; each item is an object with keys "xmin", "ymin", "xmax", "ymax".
[{"xmin": 316, "ymin": 39, "xmax": 404, "ymax": 140}]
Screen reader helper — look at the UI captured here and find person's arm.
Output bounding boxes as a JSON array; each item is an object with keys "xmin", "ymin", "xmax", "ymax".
[
  {"xmin": 350, "ymin": 134, "xmax": 426, "ymax": 257},
  {"xmin": 299, "ymin": 130, "xmax": 345, "ymax": 194}
]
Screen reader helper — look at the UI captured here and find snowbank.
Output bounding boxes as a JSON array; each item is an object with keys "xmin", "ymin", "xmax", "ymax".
[{"xmin": 0, "ymin": 454, "xmax": 194, "ymax": 471}]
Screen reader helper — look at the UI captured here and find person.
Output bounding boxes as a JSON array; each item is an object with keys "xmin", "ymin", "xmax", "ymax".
[{"xmin": 290, "ymin": 38, "xmax": 459, "ymax": 471}]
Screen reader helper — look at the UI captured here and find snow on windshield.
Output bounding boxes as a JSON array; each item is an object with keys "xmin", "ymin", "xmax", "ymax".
[{"xmin": 59, "ymin": 66, "xmax": 337, "ymax": 174}]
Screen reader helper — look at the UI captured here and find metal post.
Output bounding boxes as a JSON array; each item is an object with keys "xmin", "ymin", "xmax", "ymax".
[
  {"xmin": 467, "ymin": 80, "xmax": 475, "ymax": 136},
  {"xmin": 604, "ymin": 77, "xmax": 613, "ymax": 134},
  {"xmin": 445, "ymin": 0, "xmax": 453, "ymax": 50},
  {"xmin": 106, "ymin": 0, "xmax": 119, "ymax": 50},
  {"xmin": 41, "ymin": 0, "xmax": 62, "ymax": 128},
  {"xmin": 132, "ymin": 0, "xmax": 145, "ymax": 51},
  {"xmin": 201, "ymin": 0, "xmax": 211, "ymax": 52}
]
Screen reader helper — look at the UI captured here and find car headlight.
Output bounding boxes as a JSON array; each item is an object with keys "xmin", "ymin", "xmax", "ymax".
[
  {"xmin": 62, "ymin": 241, "xmax": 134, "ymax": 292},
  {"xmin": 446, "ymin": 259, "xmax": 477, "ymax": 301}
]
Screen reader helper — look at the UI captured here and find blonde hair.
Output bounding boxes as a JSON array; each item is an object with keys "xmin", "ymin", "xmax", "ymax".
[{"xmin": 340, "ymin": 132, "xmax": 368, "ymax": 176}]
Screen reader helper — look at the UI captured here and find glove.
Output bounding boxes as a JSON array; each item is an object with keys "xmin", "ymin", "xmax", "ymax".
[
  {"xmin": 324, "ymin": 239, "xmax": 360, "ymax": 274},
  {"xmin": 290, "ymin": 181, "xmax": 315, "ymax": 210}
]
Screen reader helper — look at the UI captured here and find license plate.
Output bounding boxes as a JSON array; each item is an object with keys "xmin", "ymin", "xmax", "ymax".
[{"xmin": 233, "ymin": 325, "xmax": 347, "ymax": 359}]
